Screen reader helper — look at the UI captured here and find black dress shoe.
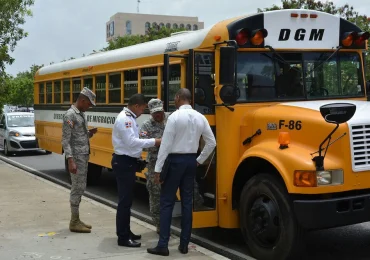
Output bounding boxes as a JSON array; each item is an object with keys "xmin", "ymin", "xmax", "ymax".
[
  {"xmin": 117, "ymin": 239, "xmax": 141, "ymax": 247},
  {"xmin": 147, "ymin": 246, "xmax": 169, "ymax": 256},
  {"xmin": 178, "ymin": 244, "xmax": 188, "ymax": 254},
  {"xmin": 130, "ymin": 231, "xmax": 141, "ymax": 240}
]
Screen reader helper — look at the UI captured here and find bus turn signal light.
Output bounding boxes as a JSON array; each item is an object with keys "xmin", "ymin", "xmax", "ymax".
[
  {"xmin": 354, "ymin": 32, "xmax": 370, "ymax": 46},
  {"xmin": 341, "ymin": 31, "xmax": 357, "ymax": 46},
  {"xmin": 251, "ymin": 29, "xmax": 268, "ymax": 46},
  {"xmin": 294, "ymin": 171, "xmax": 317, "ymax": 187},
  {"xmin": 341, "ymin": 31, "xmax": 370, "ymax": 47},
  {"xmin": 235, "ymin": 28, "xmax": 248, "ymax": 45},
  {"xmin": 278, "ymin": 132, "xmax": 290, "ymax": 149}
]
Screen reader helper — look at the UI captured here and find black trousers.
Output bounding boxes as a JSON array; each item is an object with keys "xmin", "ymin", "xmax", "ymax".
[
  {"xmin": 157, "ymin": 153, "xmax": 197, "ymax": 248},
  {"xmin": 112, "ymin": 154, "xmax": 138, "ymax": 240}
]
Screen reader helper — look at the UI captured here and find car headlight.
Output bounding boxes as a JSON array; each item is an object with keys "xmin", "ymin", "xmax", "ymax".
[
  {"xmin": 9, "ymin": 131, "xmax": 21, "ymax": 137},
  {"xmin": 294, "ymin": 169, "xmax": 344, "ymax": 187}
]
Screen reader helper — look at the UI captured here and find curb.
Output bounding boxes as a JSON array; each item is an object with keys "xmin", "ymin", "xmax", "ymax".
[{"xmin": 0, "ymin": 155, "xmax": 252, "ymax": 260}]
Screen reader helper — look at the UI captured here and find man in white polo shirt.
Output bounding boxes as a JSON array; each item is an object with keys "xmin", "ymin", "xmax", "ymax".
[{"xmin": 147, "ymin": 88, "xmax": 216, "ymax": 256}]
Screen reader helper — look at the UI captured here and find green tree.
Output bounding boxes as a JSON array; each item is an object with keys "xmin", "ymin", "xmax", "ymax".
[
  {"xmin": 5, "ymin": 64, "xmax": 42, "ymax": 109},
  {"xmin": 258, "ymin": 0, "xmax": 370, "ymax": 81},
  {"xmin": 102, "ymin": 26, "xmax": 187, "ymax": 51},
  {"xmin": 0, "ymin": 0, "xmax": 35, "ymax": 76},
  {"xmin": 7, "ymin": 73, "xmax": 34, "ymax": 107}
]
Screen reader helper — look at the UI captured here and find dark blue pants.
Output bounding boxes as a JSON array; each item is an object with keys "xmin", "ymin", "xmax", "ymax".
[
  {"xmin": 157, "ymin": 154, "xmax": 197, "ymax": 248},
  {"xmin": 112, "ymin": 154, "xmax": 138, "ymax": 241}
]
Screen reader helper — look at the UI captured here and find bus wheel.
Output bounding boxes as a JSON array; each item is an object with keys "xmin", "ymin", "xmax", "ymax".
[
  {"xmin": 239, "ymin": 174, "xmax": 305, "ymax": 260},
  {"xmin": 87, "ymin": 163, "xmax": 102, "ymax": 185}
]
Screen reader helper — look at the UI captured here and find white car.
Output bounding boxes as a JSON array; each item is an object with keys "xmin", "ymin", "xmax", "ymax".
[{"xmin": 0, "ymin": 112, "xmax": 42, "ymax": 156}]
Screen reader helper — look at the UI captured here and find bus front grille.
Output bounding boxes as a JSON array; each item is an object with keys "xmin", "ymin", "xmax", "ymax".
[{"xmin": 350, "ymin": 124, "xmax": 370, "ymax": 171}]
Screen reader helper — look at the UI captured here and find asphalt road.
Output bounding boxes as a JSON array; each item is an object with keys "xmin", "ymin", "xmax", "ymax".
[{"xmin": 2, "ymin": 150, "xmax": 370, "ymax": 260}]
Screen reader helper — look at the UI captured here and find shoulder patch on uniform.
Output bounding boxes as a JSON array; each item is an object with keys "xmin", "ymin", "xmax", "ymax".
[
  {"xmin": 67, "ymin": 119, "xmax": 74, "ymax": 128},
  {"xmin": 140, "ymin": 131, "xmax": 148, "ymax": 137},
  {"xmin": 125, "ymin": 121, "xmax": 132, "ymax": 128}
]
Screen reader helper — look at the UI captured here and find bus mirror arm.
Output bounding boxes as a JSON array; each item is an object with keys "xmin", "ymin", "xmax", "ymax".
[
  {"xmin": 310, "ymin": 132, "xmax": 346, "ymax": 157},
  {"xmin": 312, "ymin": 123, "xmax": 339, "ymax": 171},
  {"xmin": 242, "ymin": 129, "xmax": 262, "ymax": 145},
  {"xmin": 312, "ymin": 102, "xmax": 356, "ymax": 171},
  {"xmin": 214, "ymin": 103, "xmax": 235, "ymax": 112}
]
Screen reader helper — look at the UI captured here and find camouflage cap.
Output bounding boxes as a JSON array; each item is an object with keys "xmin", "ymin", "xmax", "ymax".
[
  {"xmin": 80, "ymin": 87, "xmax": 96, "ymax": 106},
  {"xmin": 148, "ymin": 98, "xmax": 164, "ymax": 114}
]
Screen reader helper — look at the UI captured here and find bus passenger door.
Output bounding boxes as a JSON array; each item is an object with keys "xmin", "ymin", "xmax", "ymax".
[{"xmin": 163, "ymin": 50, "xmax": 218, "ymax": 228}]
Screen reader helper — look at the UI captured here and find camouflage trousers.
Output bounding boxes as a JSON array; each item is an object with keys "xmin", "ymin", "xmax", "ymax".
[
  {"xmin": 145, "ymin": 164, "xmax": 204, "ymax": 228},
  {"xmin": 70, "ymin": 154, "xmax": 89, "ymax": 215}
]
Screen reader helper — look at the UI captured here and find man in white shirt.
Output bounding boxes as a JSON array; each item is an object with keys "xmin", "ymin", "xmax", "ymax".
[
  {"xmin": 112, "ymin": 94, "xmax": 161, "ymax": 248},
  {"xmin": 147, "ymin": 88, "xmax": 216, "ymax": 256}
]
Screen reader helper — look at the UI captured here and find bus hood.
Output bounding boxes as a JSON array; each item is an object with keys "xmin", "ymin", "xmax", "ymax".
[{"xmin": 279, "ymin": 100, "xmax": 370, "ymax": 125}]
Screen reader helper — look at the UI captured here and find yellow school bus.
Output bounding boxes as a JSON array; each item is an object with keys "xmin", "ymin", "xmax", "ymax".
[{"xmin": 34, "ymin": 9, "xmax": 370, "ymax": 260}]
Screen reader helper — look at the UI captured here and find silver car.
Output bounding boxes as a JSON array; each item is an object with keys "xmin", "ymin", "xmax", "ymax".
[{"xmin": 0, "ymin": 112, "xmax": 42, "ymax": 156}]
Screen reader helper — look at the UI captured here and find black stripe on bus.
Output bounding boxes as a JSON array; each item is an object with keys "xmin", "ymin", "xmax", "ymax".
[{"xmin": 33, "ymin": 104, "xmax": 150, "ymax": 114}]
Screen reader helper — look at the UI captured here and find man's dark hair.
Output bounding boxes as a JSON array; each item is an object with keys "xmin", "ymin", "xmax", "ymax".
[
  {"xmin": 128, "ymin": 94, "xmax": 147, "ymax": 106},
  {"xmin": 175, "ymin": 88, "xmax": 191, "ymax": 102}
]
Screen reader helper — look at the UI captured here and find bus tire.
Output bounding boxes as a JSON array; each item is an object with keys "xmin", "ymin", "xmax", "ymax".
[
  {"xmin": 87, "ymin": 163, "xmax": 102, "ymax": 185},
  {"xmin": 239, "ymin": 173, "xmax": 305, "ymax": 260}
]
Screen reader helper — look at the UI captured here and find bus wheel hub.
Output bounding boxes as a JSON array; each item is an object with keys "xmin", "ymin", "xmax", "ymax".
[{"xmin": 248, "ymin": 196, "xmax": 280, "ymax": 246}]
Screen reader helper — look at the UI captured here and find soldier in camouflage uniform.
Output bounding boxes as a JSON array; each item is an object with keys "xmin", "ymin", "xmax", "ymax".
[
  {"xmin": 140, "ymin": 99, "xmax": 204, "ymax": 234},
  {"xmin": 62, "ymin": 87, "xmax": 97, "ymax": 233}
]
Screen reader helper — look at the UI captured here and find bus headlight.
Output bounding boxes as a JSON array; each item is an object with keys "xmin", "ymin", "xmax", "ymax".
[
  {"xmin": 294, "ymin": 169, "xmax": 343, "ymax": 187},
  {"xmin": 317, "ymin": 171, "xmax": 332, "ymax": 185}
]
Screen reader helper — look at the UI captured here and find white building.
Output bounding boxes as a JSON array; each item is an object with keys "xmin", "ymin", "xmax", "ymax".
[{"xmin": 106, "ymin": 12, "xmax": 204, "ymax": 41}]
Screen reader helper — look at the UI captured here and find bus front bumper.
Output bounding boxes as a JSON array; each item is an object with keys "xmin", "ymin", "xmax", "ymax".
[{"xmin": 293, "ymin": 193, "xmax": 370, "ymax": 230}]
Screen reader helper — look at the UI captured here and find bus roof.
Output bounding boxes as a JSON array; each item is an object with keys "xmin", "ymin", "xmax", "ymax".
[
  {"xmin": 36, "ymin": 9, "xmax": 365, "ymax": 77},
  {"xmin": 37, "ymin": 24, "xmax": 216, "ymax": 76}
]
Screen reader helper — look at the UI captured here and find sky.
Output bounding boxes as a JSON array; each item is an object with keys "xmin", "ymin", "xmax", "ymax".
[{"xmin": 5, "ymin": 0, "xmax": 370, "ymax": 76}]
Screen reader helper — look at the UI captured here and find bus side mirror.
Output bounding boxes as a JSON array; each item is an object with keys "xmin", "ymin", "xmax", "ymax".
[
  {"xmin": 320, "ymin": 103, "xmax": 356, "ymax": 124},
  {"xmin": 219, "ymin": 46, "xmax": 236, "ymax": 86}
]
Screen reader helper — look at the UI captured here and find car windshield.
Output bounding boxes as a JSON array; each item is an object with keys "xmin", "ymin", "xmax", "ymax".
[
  {"xmin": 236, "ymin": 51, "xmax": 364, "ymax": 102},
  {"xmin": 7, "ymin": 115, "xmax": 34, "ymax": 127}
]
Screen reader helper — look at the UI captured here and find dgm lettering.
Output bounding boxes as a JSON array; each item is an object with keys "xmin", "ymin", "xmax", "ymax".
[{"xmin": 278, "ymin": 28, "xmax": 325, "ymax": 41}]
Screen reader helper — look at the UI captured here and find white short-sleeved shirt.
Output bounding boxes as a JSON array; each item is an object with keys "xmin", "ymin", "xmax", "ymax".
[
  {"xmin": 154, "ymin": 104, "xmax": 216, "ymax": 172},
  {"xmin": 112, "ymin": 107, "xmax": 155, "ymax": 158}
]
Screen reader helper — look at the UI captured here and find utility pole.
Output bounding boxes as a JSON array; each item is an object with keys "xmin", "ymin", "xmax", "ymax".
[{"xmin": 137, "ymin": 0, "xmax": 140, "ymax": 13}]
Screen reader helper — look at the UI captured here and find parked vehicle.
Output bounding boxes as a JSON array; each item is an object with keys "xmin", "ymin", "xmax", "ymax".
[{"xmin": 0, "ymin": 112, "xmax": 43, "ymax": 156}]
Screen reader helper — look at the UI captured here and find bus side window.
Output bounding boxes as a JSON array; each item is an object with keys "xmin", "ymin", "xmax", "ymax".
[
  {"xmin": 39, "ymin": 83, "xmax": 45, "ymax": 104},
  {"xmin": 46, "ymin": 82, "xmax": 52, "ymax": 103},
  {"xmin": 141, "ymin": 67, "xmax": 158, "ymax": 103},
  {"xmin": 194, "ymin": 52, "xmax": 215, "ymax": 115},
  {"xmin": 124, "ymin": 70, "xmax": 138, "ymax": 104},
  {"xmin": 161, "ymin": 64, "xmax": 181, "ymax": 112}
]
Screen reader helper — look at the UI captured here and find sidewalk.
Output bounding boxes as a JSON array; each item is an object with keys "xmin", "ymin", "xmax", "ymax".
[{"xmin": 0, "ymin": 160, "xmax": 229, "ymax": 260}]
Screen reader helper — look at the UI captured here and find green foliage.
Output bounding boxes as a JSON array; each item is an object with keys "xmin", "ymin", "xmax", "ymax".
[
  {"xmin": 0, "ymin": 0, "xmax": 35, "ymax": 74},
  {"xmin": 258, "ymin": 0, "xmax": 370, "ymax": 80},
  {"xmin": 102, "ymin": 27, "xmax": 187, "ymax": 51},
  {"xmin": 3, "ymin": 64, "xmax": 42, "ymax": 110},
  {"xmin": 0, "ymin": 0, "xmax": 34, "ymax": 112}
]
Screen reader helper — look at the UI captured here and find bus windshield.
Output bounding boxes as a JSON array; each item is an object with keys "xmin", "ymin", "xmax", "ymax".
[{"xmin": 236, "ymin": 52, "xmax": 364, "ymax": 102}]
